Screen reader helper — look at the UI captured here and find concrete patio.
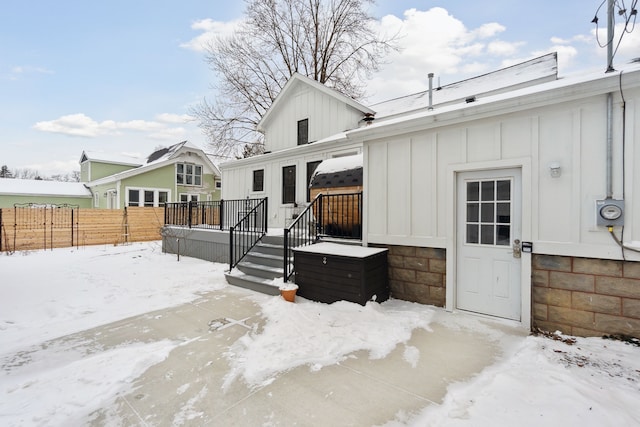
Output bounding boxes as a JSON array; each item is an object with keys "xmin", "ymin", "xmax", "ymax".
[{"xmin": 71, "ymin": 286, "xmax": 528, "ymax": 426}]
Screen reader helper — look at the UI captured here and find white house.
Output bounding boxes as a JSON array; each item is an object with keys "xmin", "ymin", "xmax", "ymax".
[
  {"xmin": 220, "ymin": 73, "xmax": 373, "ymax": 228},
  {"xmin": 220, "ymin": 53, "xmax": 640, "ymax": 337}
]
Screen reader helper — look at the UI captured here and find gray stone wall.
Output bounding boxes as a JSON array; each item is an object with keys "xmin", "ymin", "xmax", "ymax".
[
  {"xmin": 374, "ymin": 245, "xmax": 446, "ymax": 307},
  {"xmin": 533, "ymin": 254, "xmax": 640, "ymax": 338}
]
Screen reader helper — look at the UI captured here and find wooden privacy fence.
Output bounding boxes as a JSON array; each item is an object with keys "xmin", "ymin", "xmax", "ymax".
[{"xmin": 0, "ymin": 205, "xmax": 164, "ymax": 252}]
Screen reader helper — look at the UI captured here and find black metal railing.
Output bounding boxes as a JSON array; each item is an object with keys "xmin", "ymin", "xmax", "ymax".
[
  {"xmin": 283, "ymin": 192, "xmax": 363, "ymax": 281},
  {"xmin": 229, "ymin": 198, "xmax": 268, "ymax": 271},
  {"xmin": 164, "ymin": 198, "xmax": 266, "ymax": 231}
]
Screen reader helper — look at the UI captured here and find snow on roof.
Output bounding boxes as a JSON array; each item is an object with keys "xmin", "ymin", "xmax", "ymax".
[
  {"xmin": 80, "ymin": 150, "xmax": 143, "ymax": 166},
  {"xmin": 314, "ymin": 154, "xmax": 362, "ymax": 175},
  {"xmin": 371, "ymin": 53, "xmax": 558, "ymax": 120},
  {"xmin": 0, "ymin": 178, "xmax": 92, "ymax": 197}
]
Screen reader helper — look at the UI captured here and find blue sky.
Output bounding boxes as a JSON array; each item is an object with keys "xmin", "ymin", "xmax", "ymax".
[{"xmin": 2, "ymin": 1, "xmax": 639, "ymax": 176}]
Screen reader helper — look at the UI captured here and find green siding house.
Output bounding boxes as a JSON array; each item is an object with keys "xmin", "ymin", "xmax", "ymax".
[{"xmin": 0, "ymin": 141, "xmax": 221, "ymax": 209}]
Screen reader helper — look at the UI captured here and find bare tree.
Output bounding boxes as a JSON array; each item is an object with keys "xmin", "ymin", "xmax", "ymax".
[{"xmin": 193, "ymin": 0, "xmax": 397, "ymax": 159}]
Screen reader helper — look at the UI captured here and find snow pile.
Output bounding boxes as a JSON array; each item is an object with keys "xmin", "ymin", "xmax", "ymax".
[
  {"xmin": 222, "ymin": 297, "xmax": 434, "ymax": 390},
  {"xmin": 1, "ymin": 339, "xmax": 177, "ymax": 426},
  {"xmin": 384, "ymin": 333, "xmax": 640, "ymax": 427},
  {"xmin": 0, "ymin": 242, "xmax": 226, "ymax": 354}
]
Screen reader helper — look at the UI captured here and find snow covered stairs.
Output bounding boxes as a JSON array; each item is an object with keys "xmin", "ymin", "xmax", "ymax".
[{"xmin": 224, "ymin": 235, "xmax": 291, "ymax": 296}]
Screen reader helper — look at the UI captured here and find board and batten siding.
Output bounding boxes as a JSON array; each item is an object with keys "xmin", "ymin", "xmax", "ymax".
[
  {"xmin": 222, "ymin": 142, "xmax": 362, "ymax": 229},
  {"xmin": 364, "ymin": 90, "xmax": 640, "ymax": 262},
  {"xmin": 264, "ymin": 82, "xmax": 365, "ymax": 152}
]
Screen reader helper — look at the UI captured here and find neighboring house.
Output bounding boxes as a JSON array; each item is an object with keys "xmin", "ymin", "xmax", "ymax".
[
  {"xmin": 85, "ymin": 141, "xmax": 221, "ymax": 209},
  {"xmin": 0, "ymin": 140, "xmax": 221, "ymax": 209},
  {"xmin": 221, "ymin": 53, "xmax": 640, "ymax": 338},
  {"xmin": 0, "ymin": 179, "xmax": 92, "ymax": 208}
]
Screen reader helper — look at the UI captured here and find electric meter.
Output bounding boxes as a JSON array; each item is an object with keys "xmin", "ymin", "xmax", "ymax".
[{"xmin": 595, "ymin": 199, "xmax": 625, "ymax": 226}]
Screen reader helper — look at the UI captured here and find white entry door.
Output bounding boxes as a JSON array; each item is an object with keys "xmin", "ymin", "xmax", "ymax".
[{"xmin": 456, "ymin": 168, "xmax": 522, "ymax": 320}]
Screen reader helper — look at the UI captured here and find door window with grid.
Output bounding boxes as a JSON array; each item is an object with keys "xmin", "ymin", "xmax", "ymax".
[{"xmin": 465, "ymin": 179, "xmax": 512, "ymax": 246}]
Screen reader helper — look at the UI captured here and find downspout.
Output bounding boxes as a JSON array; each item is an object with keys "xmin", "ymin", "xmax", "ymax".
[{"xmin": 606, "ymin": 92, "xmax": 613, "ymax": 199}]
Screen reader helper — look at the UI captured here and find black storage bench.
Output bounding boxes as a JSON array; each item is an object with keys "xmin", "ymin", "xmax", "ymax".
[{"xmin": 293, "ymin": 242, "xmax": 389, "ymax": 305}]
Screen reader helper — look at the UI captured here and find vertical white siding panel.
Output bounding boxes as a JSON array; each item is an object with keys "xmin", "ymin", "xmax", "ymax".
[
  {"xmin": 437, "ymin": 129, "xmax": 466, "ymax": 237},
  {"xmin": 571, "ymin": 108, "xmax": 582, "ymax": 244},
  {"xmin": 537, "ymin": 109, "xmax": 574, "ymax": 242},
  {"xmin": 531, "ymin": 116, "xmax": 540, "ymax": 242},
  {"xmin": 502, "ymin": 116, "xmax": 532, "ymax": 159},
  {"xmin": 367, "ymin": 142, "xmax": 388, "ymax": 235},
  {"xmin": 467, "ymin": 122, "xmax": 500, "ymax": 162},
  {"xmin": 410, "ymin": 135, "xmax": 433, "ymax": 237},
  {"xmin": 387, "ymin": 139, "xmax": 411, "ymax": 236}
]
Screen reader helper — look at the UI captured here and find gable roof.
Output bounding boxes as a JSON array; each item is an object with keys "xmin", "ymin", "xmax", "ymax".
[
  {"xmin": 87, "ymin": 140, "xmax": 220, "ymax": 186},
  {"xmin": 79, "ymin": 150, "xmax": 143, "ymax": 166},
  {"xmin": 0, "ymin": 178, "xmax": 92, "ymax": 198},
  {"xmin": 257, "ymin": 73, "xmax": 374, "ymax": 132}
]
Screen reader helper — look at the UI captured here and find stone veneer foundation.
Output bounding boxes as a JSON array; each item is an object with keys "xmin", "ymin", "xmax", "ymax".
[
  {"xmin": 533, "ymin": 254, "xmax": 640, "ymax": 338},
  {"xmin": 375, "ymin": 245, "xmax": 446, "ymax": 307}
]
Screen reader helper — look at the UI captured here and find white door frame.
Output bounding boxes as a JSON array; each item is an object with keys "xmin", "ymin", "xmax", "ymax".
[{"xmin": 445, "ymin": 158, "xmax": 532, "ymax": 328}]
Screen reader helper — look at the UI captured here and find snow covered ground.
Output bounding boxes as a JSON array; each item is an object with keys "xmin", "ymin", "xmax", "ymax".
[{"xmin": 1, "ymin": 241, "xmax": 639, "ymax": 426}]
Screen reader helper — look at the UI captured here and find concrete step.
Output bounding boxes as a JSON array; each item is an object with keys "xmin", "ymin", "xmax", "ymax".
[
  {"xmin": 224, "ymin": 271, "xmax": 281, "ymax": 296},
  {"xmin": 236, "ymin": 260, "xmax": 288, "ymax": 281},
  {"xmin": 261, "ymin": 234, "xmax": 285, "ymax": 246},
  {"xmin": 253, "ymin": 242, "xmax": 285, "ymax": 257},
  {"xmin": 244, "ymin": 251, "xmax": 291, "ymax": 269}
]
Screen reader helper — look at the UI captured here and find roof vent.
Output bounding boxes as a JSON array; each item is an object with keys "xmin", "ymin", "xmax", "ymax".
[{"xmin": 465, "ymin": 96, "xmax": 476, "ymax": 104}]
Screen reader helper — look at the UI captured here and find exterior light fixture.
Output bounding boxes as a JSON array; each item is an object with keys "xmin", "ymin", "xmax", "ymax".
[{"xmin": 548, "ymin": 162, "xmax": 561, "ymax": 178}]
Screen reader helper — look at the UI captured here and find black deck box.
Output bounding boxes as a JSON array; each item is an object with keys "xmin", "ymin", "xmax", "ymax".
[{"xmin": 293, "ymin": 242, "xmax": 389, "ymax": 305}]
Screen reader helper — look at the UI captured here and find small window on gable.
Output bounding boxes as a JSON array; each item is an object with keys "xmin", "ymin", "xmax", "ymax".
[
  {"xmin": 253, "ymin": 169, "xmax": 264, "ymax": 192},
  {"xmin": 297, "ymin": 119, "xmax": 308, "ymax": 145}
]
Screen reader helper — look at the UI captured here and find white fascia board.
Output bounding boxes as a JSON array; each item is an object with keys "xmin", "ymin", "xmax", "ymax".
[{"xmin": 219, "ymin": 134, "xmax": 355, "ymax": 171}]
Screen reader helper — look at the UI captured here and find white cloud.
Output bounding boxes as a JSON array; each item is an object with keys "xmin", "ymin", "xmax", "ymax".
[
  {"xmin": 180, "ymin": 18, "xmax": 242, "ymax": 52},
  {"xmin": 33, "ymin": 113, "xmax": 192, "ymax": 140},
  {"xmin": 155, "ymin": 113, "xmax": 193, "ymax": 124},
  {"xmin": 367, "ymin": 7, "xmax": 527, "ymax": 102},
  {"xmin": 487, "ymin": 40, "xmax": 525, "ymax": 56},
  {"xmin": 11, "ymin": 65, "xmax": 54, "ymax": 75},
  {"xmin": 472, "ymin": 22, "xmax": 506, "ymax": 39}
]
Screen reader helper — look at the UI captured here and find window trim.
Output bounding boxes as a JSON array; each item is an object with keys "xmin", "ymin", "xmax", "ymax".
[
  {"xmin": 282, "ymin": 165, "xmax": 296, "ymax": 205},
  {"xmin": 297, "ymin": 118, "xmax": 309, "ymax": 145},
  {"xmin": 253, "ymin": 169, "xmax": 265, "ymax": 192},
  {"xmin": 306, "ymin": 160, "xmax": 322, "ymax": 202},
  {"xmin": 179, "ymin": 193, "xmax": 200, "ymax": 202},
  {"xmin": 126, "ymin": 187, "xmax": 172, "ymax": 207},
  {"xmin": 176, "ymin": 163, "xmax": 203, "ymax": 187}
]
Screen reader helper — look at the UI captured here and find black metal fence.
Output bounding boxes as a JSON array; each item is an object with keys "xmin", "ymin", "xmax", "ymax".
[
  {"xmin": 283, "ymin": 192, "xmax": 362, "ymax": 281},
  {"xmin": 229, "ymin": 198, "xmax": 268, "ymax": 270},
  {"xmin": 164, "ymin": 198, "xmax": 266, "ymax": 231}
]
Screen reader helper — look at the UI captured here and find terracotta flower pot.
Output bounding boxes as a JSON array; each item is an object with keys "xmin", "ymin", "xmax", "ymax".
[{"xmin": 280, "ymin": 285, "xmax": 298, "ymax": 302}]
